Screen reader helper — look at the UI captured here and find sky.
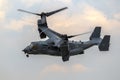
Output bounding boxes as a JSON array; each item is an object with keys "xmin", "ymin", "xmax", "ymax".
[{"xmin": 0, "ymin": 0, "xmax": 120, "ymax": 80}]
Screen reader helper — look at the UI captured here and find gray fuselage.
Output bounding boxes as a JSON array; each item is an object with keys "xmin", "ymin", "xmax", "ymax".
[{"xmin": 23, "ymin": 38, "xmax": 100, "ymax": 56}]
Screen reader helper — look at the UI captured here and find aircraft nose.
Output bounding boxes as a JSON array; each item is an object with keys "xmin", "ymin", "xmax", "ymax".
[
  {"xmin": 22, "ymin": 46, "xmax": 30, "ymax": 53},
  {"xmin": 22, "ymin": 49, "xmax": 27, "ymax": 53}
]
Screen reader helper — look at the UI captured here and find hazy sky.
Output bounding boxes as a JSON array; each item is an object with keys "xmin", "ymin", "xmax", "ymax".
[{"xmin": 0, "ymin": 0, "xmax": 120, "ymax": 80}]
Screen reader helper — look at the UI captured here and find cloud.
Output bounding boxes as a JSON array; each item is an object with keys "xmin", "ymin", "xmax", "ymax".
[
  {"xmin": 40, "ymin": 64, "xmax": 66, "ymax": 73},
  {"xmin": 5, "ymin": 16, "xmax": 37, "ymax": 31},
  {"xmin": 40, "ymin": 64, "xmax": 87, "ymax": 73},
  {"xmin": 4, "ymin": 0, "xmax": 72, "ymax": 31},
  {"xmin": 39, "ymin": 64, "xmax": 87, "ymax": 79},
  {"xmin": 21, "ymin": 0, "xmax": 43, "ymax": 7},
  {"xmin": 0, "ymin": 11, "xmax": 5, "ymax": 21},
  {"xmin": 1, "ymin": 1, "xmax": 120, "ymax": 40},
  {"xmin": 47, "ymin": 4, "xmax": 107, "ymax": 34},
  {"xmin": 47, "ymin": 4, "xmax": 120, "ymax": 36},
  {"xmin": 58, "ymin": 0, "xmax": 72, "ymax": 3},
  {"xmin": 114, "ymin": 13, "xmax": 120, "ymax": 21},
  {"xmin": 21, "ymin": 0, "xmax": 72, "ymax": 7},
  {"xmin": 79, "ymin": 4, "xmax": 120, "ymax": 31},
  {"xmin": 81, "ymin": 4, "xmax": 107, "ymax": 22},
  {"xmin": 5, "ymin": 3, "xmax": 120, "ymax": 37},
  {"xmin": 0, "ymin": 0, "xmax": 9, "ymax": 21},
  {"xmin": 72, "ymin": 64, "xmax": 87, "ymax": 72}
]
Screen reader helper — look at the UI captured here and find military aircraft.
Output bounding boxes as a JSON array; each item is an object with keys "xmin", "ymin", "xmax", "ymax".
[{"xmin": 18, "ymin": 7, "xmax": 110, "ymax": 62}]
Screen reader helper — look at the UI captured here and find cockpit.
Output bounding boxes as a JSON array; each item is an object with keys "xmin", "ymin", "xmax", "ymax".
[{"xmin": 29, "ymin": 42, "xmax": 39, "ymax": 50}]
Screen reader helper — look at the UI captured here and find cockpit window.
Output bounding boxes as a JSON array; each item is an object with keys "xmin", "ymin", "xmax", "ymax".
[
  {"xmin": 30, "ymin": 43, "xmax": 38, "ymax": 50},
  {"xmin": 30, "ymin": 44, "xmax": 33, "ymax": 48}
]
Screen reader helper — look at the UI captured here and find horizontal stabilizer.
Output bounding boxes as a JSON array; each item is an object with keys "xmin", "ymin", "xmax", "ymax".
[{"xmin": 99, "ymin": 35, "xmax": 110, "ymax": 51}]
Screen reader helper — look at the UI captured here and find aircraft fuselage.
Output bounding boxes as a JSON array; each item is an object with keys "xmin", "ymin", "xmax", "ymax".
[{"xmin": 23, "ymin": 39, "xmax": 100, "ymax": 57}]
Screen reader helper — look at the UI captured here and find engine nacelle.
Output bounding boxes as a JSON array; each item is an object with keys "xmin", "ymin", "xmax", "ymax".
[
  {"xmin": 38, "ymin": 28, "xmax": 46, "ymax": 39},
  {"xmin": 40, "ymin": 32, "xmax": 46, "ymax": 39}
]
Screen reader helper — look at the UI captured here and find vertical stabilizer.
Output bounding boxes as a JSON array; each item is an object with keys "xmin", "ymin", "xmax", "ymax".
[
  {"xmin": 99, "ymin": 35, "xmax": 110, "ymax": 51},
  {"xmin": 90, "ymin": 27, "xmax": 101, "ymax": 40}
]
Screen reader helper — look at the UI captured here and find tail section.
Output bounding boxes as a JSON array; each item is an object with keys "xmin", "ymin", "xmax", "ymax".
[
  {"xmin": 90, "ymin": 27, "xmax": 101, "ymax": 40},
  {"xmin": 99, "ymin": 35, "xmax": 110, "ymax": 51},
  {"xmin": 89, "ymin": 27, "xmax": 110, "ymax": 51}
]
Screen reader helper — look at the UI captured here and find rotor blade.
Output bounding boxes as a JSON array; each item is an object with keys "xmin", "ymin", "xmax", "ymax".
[
  {"xmin": 67, "ymin": 31, "xmax": 91, "ymax": 38},
  {"xmin": 18, "ymin": 9, "xmax": 41, "ymax": 16},
  {"xmin": 46, "ymin": 7, "xmax": 68, "ymax": 17}
]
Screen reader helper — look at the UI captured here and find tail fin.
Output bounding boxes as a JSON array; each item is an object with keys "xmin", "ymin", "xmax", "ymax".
[
  {"xmin": 90, "ymin": 27, "xmax": 101, "ymax": 40},
  {"xmin": 89, "ymin": 27, "xmax": 110, "ymax": 51},
  {"xmin": 99, "ymin": 35, "xmax": 110, "ymax": 51}
]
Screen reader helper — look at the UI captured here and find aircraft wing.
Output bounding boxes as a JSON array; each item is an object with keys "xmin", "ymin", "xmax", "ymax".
[{"xmin": 38, "ymin": 26, "xmax": 63, "ymax": 46}]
